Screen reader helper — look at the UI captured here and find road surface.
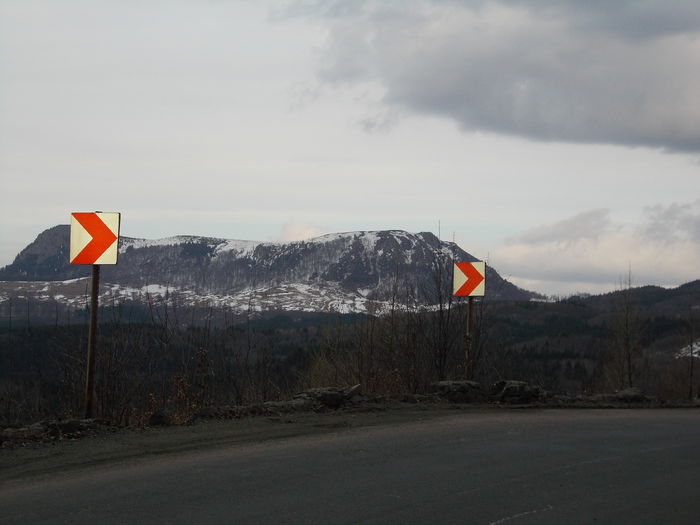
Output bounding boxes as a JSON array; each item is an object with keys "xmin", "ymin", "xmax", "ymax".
[{"xmin": 2, "ymin": 409, "xmax": 699, "ymax": 524}]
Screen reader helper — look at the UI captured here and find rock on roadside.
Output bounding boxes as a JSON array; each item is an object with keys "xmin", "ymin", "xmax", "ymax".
[
  {"xmin": 431, "ymin": 381, "xmax": 487, "ymax": 403},
  {"xmin": 1, "ymin": 419, "xmax": 106, "ymax": 447}
]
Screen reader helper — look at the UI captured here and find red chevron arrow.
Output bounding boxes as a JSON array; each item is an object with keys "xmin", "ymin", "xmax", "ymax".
[
  {"xmin": 70, "ymin": 213, "xmax": 118, "ymax": 265},
  {"xmin": 454, "ymin": 261, "xmax": 485, "ymax": 297}
]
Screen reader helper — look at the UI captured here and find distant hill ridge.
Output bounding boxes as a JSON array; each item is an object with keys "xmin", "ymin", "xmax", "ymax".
[{"xmin": 0, "ymin": 225, "xmax": 539, "ymax": 313}]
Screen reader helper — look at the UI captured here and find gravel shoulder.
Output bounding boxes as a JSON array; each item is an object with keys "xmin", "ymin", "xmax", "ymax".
[
  {"xmin": 0, "ymin": 403, "xmax": 479, "ymax": 487},
  {"xmin": 4, "ymin": 381, "xmax": 697, "ymax": 489}
]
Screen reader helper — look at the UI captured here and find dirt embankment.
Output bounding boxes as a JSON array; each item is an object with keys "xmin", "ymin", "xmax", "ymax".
[
  {"xmin": 2, "ymin": 382, "xmax": 696, "ymax": 487},
  {"xmin": 0, "ymin": 402, "xmax": 466, "ymax": 486}
]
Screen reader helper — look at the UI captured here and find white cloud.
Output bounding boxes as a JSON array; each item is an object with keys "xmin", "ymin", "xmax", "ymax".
[
  {"xmin": 493, "ymin": 203, "xmax": 700, "ymax": 296},
  {"xmin": 276, "ymin": 223, "xmax": 324, "ymax": 242}
]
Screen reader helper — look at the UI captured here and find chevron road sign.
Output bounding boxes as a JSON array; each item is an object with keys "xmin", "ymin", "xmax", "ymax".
[
  {"xmin": 69, "ymin": 211, "xmax": 121, "ymax": 418},
  {"xmin": 453, "ymin": 261, "xmax": 486, "ymax": 297},
  {"xmin": 70, "ymin": 212, "xmax": 121, "ymax": 265}
]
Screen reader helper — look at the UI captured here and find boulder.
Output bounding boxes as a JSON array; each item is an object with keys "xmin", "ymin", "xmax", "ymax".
[
  {"xmin": 148, "ymin": 409, "xmax": 172, "ymax": 426},
  {"xmin": 432, "ymin": 380, "xmax": 486, "ymax": 403},
  {"xmin": 613, "ymin": 387, "xmax": 651, "ymax": 403},
  {"xmin": 1, "ymin": 425, "xmax": 45, "ymax": 441},
  {"xmin": 293, "ymin": 385, "xmax": 362, "ymax": 409},
  {"xmin": 492, "ymin": 380, "xmax": 544, "ymax": 404},
  {"xmin": 294, "ymin": 387, "xmax": 345, "ymax": 408},
  {"xmin": 288, "ymin": 397, "xmax": 314, "ymax": 411},
  {"xmin": 344, "ymin": 384, "xmax": 362, "ymax": 397},
  {"xmin": 588, "ymin": 388, "xmax": 652, "ymax": 405},
  {"xmin": 196, "ymin": 406, "xmax": 220, "ymax": 418},
  {"xmin": 51, "ymin": 420, "xmax": 84, "ymax": 434}
]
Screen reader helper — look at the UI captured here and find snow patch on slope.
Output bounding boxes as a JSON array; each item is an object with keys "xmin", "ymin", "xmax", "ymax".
[
  {"xmin": 0, "ymin": 279, "xmax": 402, "ymax": 315},
  {"xmin": 119, "ymin": 236, "xmax": 216, "ymax": 252},
  {"xmin": 213, "ymin": 240, "xmax": 262, "ymax": 257}
]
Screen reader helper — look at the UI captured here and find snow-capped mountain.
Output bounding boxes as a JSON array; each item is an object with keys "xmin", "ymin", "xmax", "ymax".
[{"xmin": 0, "ymin": 225, "xmax": 539, "ymax": 315}]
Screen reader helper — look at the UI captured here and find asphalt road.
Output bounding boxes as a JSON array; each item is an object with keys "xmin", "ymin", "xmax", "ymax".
[{"xmin": 2, "ymin": 409, "xmax": 700, "ymax": 524}]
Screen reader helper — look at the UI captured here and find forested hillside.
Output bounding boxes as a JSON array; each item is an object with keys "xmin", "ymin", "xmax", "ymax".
[{"xmin": 2, "ymin": 280, "xmax": 697, "ymax": 425}]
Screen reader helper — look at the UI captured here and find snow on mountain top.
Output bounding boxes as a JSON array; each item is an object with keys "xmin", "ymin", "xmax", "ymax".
[
  {"xmin": 118, "ymin": 230, "xmax": 448, "ymax": 257},
  {"xmin": 302, "ymin": 230, "xmax": 379, "ymax": 246},
  {"xmin": 120, "ymin": 230, "xmax": 422, "ymax": 248},
  {"xmin": 304, "ymin": 230, "xmax": 420, "ymax": 246},
  {"xmin": 119, "ymin": 236, "xmax": 264, "ymax": 254},
  {"xmin": 119, "ymin": 236, "xmax": 223, "ymax": 252}
]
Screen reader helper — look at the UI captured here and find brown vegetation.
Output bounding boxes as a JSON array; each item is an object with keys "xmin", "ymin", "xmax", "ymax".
[{"xmin": 1, "ymin": 278, "xmax": 698, "ymax": 428}]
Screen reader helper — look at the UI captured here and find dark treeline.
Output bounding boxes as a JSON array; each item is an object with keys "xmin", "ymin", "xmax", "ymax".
[
  {"xmin": 1, "ymin": 279, "xmax": 697, "ymax": 426},
  {"xmin": 0, "ymin": 311, "xmax": 350, "ymax": 426}
]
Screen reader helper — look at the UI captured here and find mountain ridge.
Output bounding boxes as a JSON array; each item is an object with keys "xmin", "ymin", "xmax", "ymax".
[{"xmin": 0, "ymin": 225, "xmax": 540, "ymax": 314}]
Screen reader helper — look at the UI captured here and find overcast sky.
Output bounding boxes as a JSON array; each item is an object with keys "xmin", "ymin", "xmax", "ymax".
[{"xmin": 1, "ymin": 0, "xmax": 698, "ymax": 296}]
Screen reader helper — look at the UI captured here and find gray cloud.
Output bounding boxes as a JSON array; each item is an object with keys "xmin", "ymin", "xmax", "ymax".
[
  {"xmin": 288, "ymin": 0, "xmax": 700, "ymax": 151},
  {"xmin": 530, "ymin": 0, "xmax": 700, "ymax": 40},
  {"xmin": 641, "ymin": 200, "xmax": 700, "ymax": 243},
  {"xmin": 509, "ymin": 209, "xmax": 612, "ymax": 245}
]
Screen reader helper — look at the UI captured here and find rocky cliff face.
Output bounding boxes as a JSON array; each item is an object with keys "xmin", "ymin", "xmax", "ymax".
[{"xmin": 0, "ymin": 226, "xmax": 539, "ymax": 313}]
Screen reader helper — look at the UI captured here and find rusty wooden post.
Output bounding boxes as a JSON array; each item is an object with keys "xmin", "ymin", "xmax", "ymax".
[
  {"xmin": 85, "ymin": 264, "xmax": 99, "ymax": 419},
  {"xmin": 465, "ymin": 296, "xmax": 474, "ymax": 379}
]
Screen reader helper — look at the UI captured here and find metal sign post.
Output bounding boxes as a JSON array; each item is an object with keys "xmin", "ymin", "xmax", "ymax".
[
  {"xmin": 453, "ymin": 261, "xmax": 485, "ymax": 380},
  {"xmin": 69, "ymin": 212, "xmax": 120, "ymax": 419}
]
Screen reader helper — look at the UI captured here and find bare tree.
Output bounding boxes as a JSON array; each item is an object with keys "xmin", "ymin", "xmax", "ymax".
[
  {"xmin": 606, "ymin": 266, "xmax": 642, "ymax": 390},
  {"xmin": 689, "ymin": 305, "xmax": 698, "ymax": 400},
  {"xmin": 419, "ymin": 253, "xmax": 460, "ymax": 381}
]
